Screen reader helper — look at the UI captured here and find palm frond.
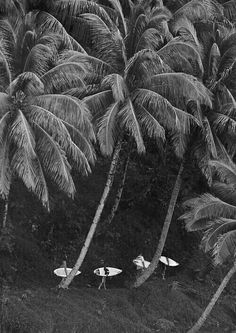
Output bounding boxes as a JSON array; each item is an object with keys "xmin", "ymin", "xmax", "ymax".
[
  {"xmin": 209, "ymin": 159, "xmax": 236, "ymax": 185},
  {"xmin": 58, "ymin": 52, "xmax": 114, "ymax": 80},
  {"xmin": 97, "ymin": 101, "xmax": 120, "ymax": 155},
  {"xmin": 125, "ymin": 49, "xmax": 171, "ymax": 89},
  {"xmin": 181, "ymin": 194, "xmax": 236, "ymax": 231},
  {"xmin": 62, "ymin": 120, "xmax": 96, "ymax": 165},
  {"xmin": 0, "ymin": 49, "xmax": 12, "ymax": 89},
  {"xmin": 149, "ymin": 72, "xmax": 212, "ymax": 109},
  {"xmin": 135, "ymin": 28, "xmax": 164, "ymax": 52},
  {"xmin": 33, "ymin": 123, "xmax": 75, "ymax": 198},
  {"xmin": 9, "ymin": 110, "xmax": 36, "ymax": 158},
  {"xmin": 0, "ymin": 132, "xmax": 11, "ymax": 199},
  {"xmin": 102, "ymin": 74, "xmax": 128, "ymax": 102},
  {"xmin": 11, "ymin": 146, "xmax": 50, "ymax": 209},
  {"xmin": 135, "ymin": 104, "xmax": 166, "ymax": 142},
  {"xmin": 218, "ymin": 45, "xmax": 236, "ymax": 77},
  {"xmin": 203, "ymin": 117, "xmax": 218, "ymax": 159},
  {"xmin": 23, "ymin": 43, "xmax": 55, "ymax": 77},
  {"xmin": 31, "ymin": 94, "xmax": 94, "ymax": 140},
  {"xmin": 170, "ymin": 16, "xmax": 203, "ymax": 56},
  {"xmin": 212, "ymin": 182, "xmax": 236, "ymax": 206},
  {"xmin": 212, "ymin": 112, "xmax": 236, "ymax": 138},
  {"xmin": 118, "ymin": 98, "xmax": 145, "ymax": 154},
  {"xmin": 173, "ymin": 0, "xmax": 224, "ymax": 23},
  {"xmin": 202, "ymin": 218, "xmax": 236, "ymax": 252},
  {"xmin": 223, "ymin": 0, "xmax": 236, "ymax": 23},
  {"xmin": 213, "ymin": 230, "xmax": 236, "ymax": 264},
  {"xmin": 28, "ymin": 105, "xmax": 92, "ymax": 174},
  {"xmin": 33, "ymin": 11, "xmax": 73, "ymax": 49},
  {"xmin": 40, "ymin": 62, "xmax": 86, "ymax": 93},
  {"xmin": 157, "ymin": 39, "xmax": 204, "ymax": 78},
  {"xmin": 83, "ymin": 90, "xmax": 114, "ymax": 118},
  {"xmin": 106, "ymin": 0, "xmax": 127, "ymax": 35},
  {"xmin": 132, "ymin": 88, "xmax": 198, "ymax": 135},
  {"xmin": 220, "ymin": 31, "xmax": 236, "ymax": 56},
  {"xmin": 51, "ymin": 0, "xmax": 114, "ymax": 31},
  {"xmin": 208, "ymin": 43, "xmax": 221, "ymax": 82},
  {"xmin": 78, "ymin": 13, "xmax": 126, "ymax": 71},
  {"xmin": 8, "ymin": 72, "xmax": 44, "ymax": 96},
  {"xmin": 126, "ymin": 13, "xmax": 148, "ymax": 57},
  {"xmin": 0, "ymin": 93, "xmax": 11, "ymax": 119}
]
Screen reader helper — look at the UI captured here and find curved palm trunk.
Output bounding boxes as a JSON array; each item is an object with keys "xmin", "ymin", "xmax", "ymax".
[
  {"xmin": 133, "ymin": 162, "xmax": 184, "ymax": 288},
  {"xmin": 105, "ymin": 153, "xmax": 130, "ymax": 225},
  {"xmin": 59, "ymin": 141, "xmax": 122, "ymax": 289},
  {"xmin": 188, "ymin": 262, "xmax": 236, "ymax": 333},
  {"xmin": 2, "ymin": 201, "xmax": 8, "ymax": 229}
]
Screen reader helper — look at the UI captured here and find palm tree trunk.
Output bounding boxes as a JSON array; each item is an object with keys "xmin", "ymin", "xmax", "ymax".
[
  {"xmin": 133, "ymin": 162, "xmax": 184, "ymax": 288},
  {"xmin": 2, "ymin": 201, "xmax": 8, "ymax": 229},
  {"xmin": 187, "ymin": 262, "xmax": 236, "ymax": 333},
  {"xmin": 59, "ymin": 141, "xmax": 122, "ymax": 289},
  {"xmin": 105, "ymin": 153, "xmax": 130, "ymax": 225}
]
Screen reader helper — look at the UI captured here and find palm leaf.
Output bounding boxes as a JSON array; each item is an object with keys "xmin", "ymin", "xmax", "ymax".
[
  {"xmin": 125, "ymin": 49, "xmax": 171, "ymax": 89},
  {"xmin": 170, "ymin": 16, "xmax": 203, "ymax": 56},
  {"xmin": 209, "ymin": 159, "xmax": 236, "ymax": 185},
  {"xmin": 223, "ymin": 0, "xmax": 236, "ymax": 22},
  {"xmin": 118, "ymin": 98, "xmax": 145, "ymax": 154},
  {"xmin": 33, "ymin": 11, "xmax": 73, "ymax": 49},
  {"xmin": 149, "ymin": 72, "xmax": 212, "ymax": 109},
  {"xmin": 213, "ymin": 230, "xmax": 236, "ymax": 264},
  {"xmin": 106, "ymin": 0, "xmax": 127, "ymax": 35},
  {"xmin": 28, "ymin": 105, "xmax": 92, "ymax": 174},
  {"xmin": 126, "ymin": 13, "xmax": 148, "ymax": 57},
  {"xmin": 181, "ymin": 194, "xmax": 236, "ymax": 231},
  {"xmin": 51, "ymin": 0, "xmax": 114, "ymax": 31},
  {"xmin": 10, "ymin": 147, "xmax": 49, "ymax": 208},
  {"xmin": 31, "ymin": 94, "xmax": 94, "ymax": 140},
  {"xmin": 203, "ymin": 117, "xmax": 218, "ymax": 159},
  {"xmin": 40, "ymin": 62, "xmax": 86, "ymax": 93},
  {"xmin": 135, "ymin": 28, "xmax": 164, "ymax": 52},
  {"xmin": 212, "ymin": 182, "xmax": 236, "ymax": 206},
  {"xmin": 203, "ymin": 218, "xmax": 236, "ymax": 252},
  {"xmin": 0, "ymin": 132, "xmax": 11, "ymax": 199},
  {"xmin": 62, "ymin": 120, "xmax": 96, "ymax": 165},
  {"xmin": 0, "ymin": 93, "xmax": 11, "ymax": 119},
  {"xmin": 157, "ymin": 39, "xmax": 204, "ymax": 78},
  {"xmin": 0, "ymin": 49, "xmax": 12, "ymax": 89},
  {"xmin": 135, "ymin": 104, "xmax": 166, "ymax": 142},
  {"xmin": 173, "ymin": 0, "xmax": 224, "ymax": 23},
  {"xmin": 8, "ymin": 72, "xmax": 44, "ymax": 96},
  {"xmin": 97, "ymin": 101, "xmax": 120, "ymax": 155},
  {"xmin": 9, "ymin": 110, "xmax": 36, "ymax": 158},
  {"xmin": 132, "ymin": 88, "xmax": 197, "ymax": 135},
  {"xmin": 83, "ymin": 90, "xmax": 114, "ymax": 118},
  {"xmin": 102, "ymin": 74, "xmax": 128, "ymax": 102},
  {"xmin": 23, "ymin": 43, "xmax": 55, "ymax": 77},
  {"xmin": 208, "ymin": 43, "xmax": 221, "ymax": 82},
  {"xmin": 33, "ymin": 123, "xmax": 75, "ymax": 198},
  {"xmin": 58, "ymin": 52, "xmax": 114, "ymax": 80},
  {"xmin": 78, "ymin": 13, "xmax": 125, "ymax": 71}
]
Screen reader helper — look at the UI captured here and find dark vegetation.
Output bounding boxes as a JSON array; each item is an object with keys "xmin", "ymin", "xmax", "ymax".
[{"xmin": 1, "ymin": 152, "xmax": 236, "ymax": 332}]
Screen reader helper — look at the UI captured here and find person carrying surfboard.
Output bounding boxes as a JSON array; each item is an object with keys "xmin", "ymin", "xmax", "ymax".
[{"xmin": 98, "ymin": 262, "xmax": 109, "ymax": 290}]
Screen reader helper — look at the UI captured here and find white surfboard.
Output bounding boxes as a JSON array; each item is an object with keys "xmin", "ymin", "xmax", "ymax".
[
  {"xmin": 133, "ymin": 258, "xmax": 150, "ymax": 269},
  {"xmin": 94, "ymin": 267, "xmax": 122, "ymax": 277},
  {"xmin": 54, "ymin": 267, "xmax": 81, "ymax": 277},
  {"xmin": 159, "ymin": 256, "xmax": 179, "ymax": 267}
]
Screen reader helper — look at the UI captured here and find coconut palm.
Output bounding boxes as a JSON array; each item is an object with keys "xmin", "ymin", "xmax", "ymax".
[
  {"xmin": 50, "ymin": 0, "xmax": 214, "ymax": 289},
  {"xmin": 180, "ymin": 155, "xmax": 236, "ymax": 333},
  {"xmin": 0, "ymin": 7, "xmax": 95, "ymax": 228}
]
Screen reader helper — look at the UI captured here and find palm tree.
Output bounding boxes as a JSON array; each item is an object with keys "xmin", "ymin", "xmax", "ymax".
[
  {"xmin": 0, "ymin": 7, "xmax": 95, "ymax": 228},
  {"xmin": 180, "ymin": 155, "xmax": 236, "ymax": 333},
  {"xmin": 53, "ymin": 0, "xmax": 212, "ymax": 289},
  {"xmin": 134, "ymin": 0, "xmax": 236, "ymax": 287}
]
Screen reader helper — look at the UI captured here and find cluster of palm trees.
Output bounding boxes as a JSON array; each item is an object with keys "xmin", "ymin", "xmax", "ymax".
[{"xmin": 0, "ymin": 0, "xmax": 236, "ymax": 330}]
